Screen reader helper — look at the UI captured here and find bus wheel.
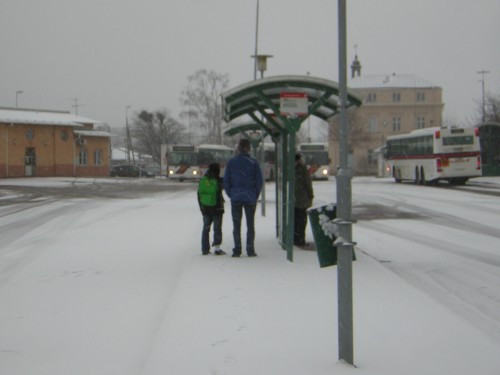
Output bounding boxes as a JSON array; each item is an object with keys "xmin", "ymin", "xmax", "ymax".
[
  {"xmin": 420, "ymin": 167, "xmax": 425, "ymax": 185},
  {"xmin": 393, "ymin": 167, "xmax": 401, "ymax": 183},
  {"xmin": 450, "ymin": 177, "xmax": 467, "ymax": 185}
]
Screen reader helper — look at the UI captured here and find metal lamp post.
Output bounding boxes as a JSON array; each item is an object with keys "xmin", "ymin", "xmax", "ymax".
[
  {"xmin": 251, "ymin": 53, "xmax": 272, "ymax": 217},
  {"xmin": 337, "ymin": 0, "xmax": 355, "ymax": 366}
]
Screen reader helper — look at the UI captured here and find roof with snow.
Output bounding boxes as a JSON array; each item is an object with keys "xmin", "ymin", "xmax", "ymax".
[
  {"xmin": 349, "ymin": 74, "xmax": 440, "ymax": 89},
  {"xmin": 0, "ymin": 107, "xmax": 100, "ymax": 127}
]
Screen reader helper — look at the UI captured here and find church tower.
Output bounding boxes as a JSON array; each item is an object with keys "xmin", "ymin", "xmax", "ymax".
[{"xmin": 351, "ymin": 46, "xmax": 362, "ymax": 78}]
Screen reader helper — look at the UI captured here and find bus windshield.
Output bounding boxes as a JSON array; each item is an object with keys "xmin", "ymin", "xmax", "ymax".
[
  {"xmin": 442, "ymin": 136, "xmax": 474, "ymax": 146},
  {"xmin": 301, "ymin": 151, "xmax": 329, "ymax": 165},
  {"xmin": 170, "ymin": 152, "xmax": 198, "ymax": 166}
]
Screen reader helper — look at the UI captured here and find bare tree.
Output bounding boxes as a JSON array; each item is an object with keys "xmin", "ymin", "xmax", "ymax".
[
  {"xmin": 179, "ymin": 69, "xmax": 230, "ymax": 144},
  {"xmin": 470, "ymin": 92, "xmax": 500, "ymax": 125},
  {"xmin": 442, "ymin": 114, "xmax": 463, "ymax": 128},
  {"xmin": 328, "ymin": 108, "xmax": 374, "ymax": 150},
  {"xmin": 131, "ymin": 109, "xmax": 186, "ymax": 164},
  {"xmin": 484, "ymin": 92, "xmax": 500, "ymax": 123}
]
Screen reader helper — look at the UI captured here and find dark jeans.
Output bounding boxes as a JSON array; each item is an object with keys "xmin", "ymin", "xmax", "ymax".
[
  {"xmin": 230, "ymin": 201, "xmax": 257, "ymax": 255},
  {"xmin": 201, "ymin": 213, "xmax": 223, "ymax": 253},
  {"xmin": 294, "ymin": 208, "xmax": 308, "ymax": 246}
]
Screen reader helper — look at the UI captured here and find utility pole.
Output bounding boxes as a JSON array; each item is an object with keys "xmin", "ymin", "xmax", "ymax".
[
  {"xmin": 125, "ymin": 105, "xmax": 135, "ymax": 164},
  {"xmin": 69, "ymin": 98, "xmax": 85, "ymax": 115},
  {"xmin": 477, "ymin": 70, "xmax": 490, "ymax": 123}
]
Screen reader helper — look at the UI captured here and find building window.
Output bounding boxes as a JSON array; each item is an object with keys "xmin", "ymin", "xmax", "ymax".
[
  {"xmin": 367, "ymin": 149, "xmax": 377, "ymax": 166},
  {"xmin": 368, "ymin": 117, "xmax": 377, "ymax": 132},
  {"xmin": 416, "ymin": 92, "xmax": 426, "ymax": 102},
  {"xmin": 392, "ymin": 92, "xmax": 401, "ymax": 102},
  {"xmin": 26, "ymin": 128, "xmax": 35, "ymax": 141},
  {"xmin": 366, "ymin": 93, "xmax": 377, "ymax": 102},
  {"xmin": 60, "ymin": 130, "xmax": 69, "ymax": 141},
  {"xmin": 79, "ymin": 149, "xmax": 88, "ymax": 165},
  {"xmin": 416, "ymin": 116, "xmax": 426, "ymax": 129},
  {"xmin": 94, "ymin": 149, "xmax": 103, "ymax": 165},
  {"xmin": 392, "ymin": 117, "xmax": 401, "ymax": 132}
]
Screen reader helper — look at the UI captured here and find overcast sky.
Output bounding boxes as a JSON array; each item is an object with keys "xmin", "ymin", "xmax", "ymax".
[{"xmin": 1, "ymin": 0, "xmax": 499, "ymax": 129}]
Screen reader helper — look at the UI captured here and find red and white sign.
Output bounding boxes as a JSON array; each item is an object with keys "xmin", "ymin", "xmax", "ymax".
[{"xmin": 280, "ymin": 92, "xmax": 308, "ymax": 117}]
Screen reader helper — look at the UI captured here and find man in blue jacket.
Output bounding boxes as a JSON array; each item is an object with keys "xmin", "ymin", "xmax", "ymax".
[{"xmin": 223, "ymin": 139, "xmax": 264, "ymax": 257}]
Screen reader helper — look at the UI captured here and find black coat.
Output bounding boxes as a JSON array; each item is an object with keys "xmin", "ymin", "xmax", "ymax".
[{"xmin": 295, "ymin": 162, "xmax": 314, "ymax": 209}]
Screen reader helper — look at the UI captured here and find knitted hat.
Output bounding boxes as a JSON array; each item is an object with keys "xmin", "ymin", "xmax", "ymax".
[{"xmin": 207, "ymin": 162, "xmax": 220, "ymax": 176}]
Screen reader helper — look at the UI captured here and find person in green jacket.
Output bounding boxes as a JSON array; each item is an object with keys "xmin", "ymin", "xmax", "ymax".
[
  {"xmin": 198, "ymin": 163, "xmax": 226, "ymax": 255},
  {"xmin": 294, "ymin": 153, "xmax": 314, "ymax": 246}
]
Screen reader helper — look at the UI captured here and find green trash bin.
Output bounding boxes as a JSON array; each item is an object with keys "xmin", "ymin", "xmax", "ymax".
[{"xmin": 307, "ymin": 203, "xmax": 356, "ymax": 268}]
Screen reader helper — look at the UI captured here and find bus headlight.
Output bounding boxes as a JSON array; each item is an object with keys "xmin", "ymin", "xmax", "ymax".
[
  {"xmin": 321, "ymin": 168, "xmax": 328, "ymax": 175},
  {"xmin": 193, "ymin": 170, "xmax": 198, "ymax": 176}
]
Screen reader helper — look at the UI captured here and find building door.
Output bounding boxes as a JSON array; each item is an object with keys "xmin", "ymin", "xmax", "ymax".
[{"xmin": 24, "ymin": 147, "xmax": 36, "ymax": 176}]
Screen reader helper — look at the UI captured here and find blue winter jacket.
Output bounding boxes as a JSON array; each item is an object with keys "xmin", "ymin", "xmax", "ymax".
[{"xmin": 223, "ymin": 152, "xmax": 264, "ymax": 204}]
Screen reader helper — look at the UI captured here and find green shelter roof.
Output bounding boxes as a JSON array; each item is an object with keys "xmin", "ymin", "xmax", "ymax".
[{"xmin": 222, "ymin": 75, "xmax": 363, "ymax": 123}]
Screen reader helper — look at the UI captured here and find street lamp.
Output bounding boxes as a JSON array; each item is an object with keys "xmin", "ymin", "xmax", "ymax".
[
  {"xmin": 251, "ymin": 54, "xmax": 273, "ymax": 79},
  {"xmin": 250, "ymin": 53, "xmax": 273, "ymax": 217},
  {"xmin": 16, "ymin": 90, "xmax": 23, "ymax": 107}
]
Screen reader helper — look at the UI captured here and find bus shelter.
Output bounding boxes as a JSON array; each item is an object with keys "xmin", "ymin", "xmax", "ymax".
[
  {"xmin": 222, "ymin": 75, "xmax": 362, "ymax": 261},
  {"xmin": 478, "ymin": 122, "xmax": 500, "ymax": 176}
]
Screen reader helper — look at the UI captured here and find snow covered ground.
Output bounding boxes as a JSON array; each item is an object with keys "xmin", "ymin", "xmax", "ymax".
[{"xmin": 0, "ymin": 176, "xmax": 499, "ymax": 375}]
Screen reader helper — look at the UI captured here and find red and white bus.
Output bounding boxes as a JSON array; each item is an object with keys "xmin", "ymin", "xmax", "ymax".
[
  {"xmin": 166, "ymin": 145, "xmax": 200, "ymax": 181},
  {"xmin": 197, "ymin": 144, "xmax": 233, "ymax": 176},
  {"xmin": 298, "ymin": 142, "xmax": 331, "ymax": 180},
  {"xmin": 386, "ymin": 127, "xmax": 482, "ymax": 185},
  {"xmin": 260, "ymin": 142, "xmax": 276, "ymax": 181},
  {"xmin": 166, "ymin": 144, "xmax": 233, "ymax": 181}
]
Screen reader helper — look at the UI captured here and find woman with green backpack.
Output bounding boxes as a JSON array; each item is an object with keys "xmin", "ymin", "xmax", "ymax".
[{"xmin": 197, "ymin": 163, "xmax": 226, "ymax": 255}]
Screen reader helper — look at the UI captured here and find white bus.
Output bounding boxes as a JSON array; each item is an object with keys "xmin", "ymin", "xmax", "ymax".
[
  {"xmin": 166, "ymin": 144, "xmax": 233, "ymax": 181},
  {"xmin": 298, "ymin": 142, "xmax": 331, "ymax": 180},
  {"xmin": 166, "ymin": 145, "xmax": 201, "ymax": 181},
  {"xmin": 259, "ymin": 142, "xmax": 276, "ymax": 181},
  {"xmin": 386, "ymin": 127, "xmax": 482, "ymax": 185},
  {"xmin": 197, "ymin": 144, "xmax": 233, "ymax": 176}
]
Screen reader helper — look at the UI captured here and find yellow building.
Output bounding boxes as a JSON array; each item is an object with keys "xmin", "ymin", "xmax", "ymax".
[
  {"xmin": 0, "ymin": 107, "xmax": 112, "ymax": 178},
  {"xmin": 329, "ymin": 55, "xmax": 444, "ymax": 175}
]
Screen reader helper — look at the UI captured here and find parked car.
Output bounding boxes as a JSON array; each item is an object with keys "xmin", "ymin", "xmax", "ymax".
[{"xmin": 110, "ymin": 165, "xmax": 155, "ymax": 178}]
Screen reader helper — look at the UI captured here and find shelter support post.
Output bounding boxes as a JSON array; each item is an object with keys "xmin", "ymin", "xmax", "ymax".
[{"xmin": 285, "ymin": 132, "xmax": 296, "ymax": 262}]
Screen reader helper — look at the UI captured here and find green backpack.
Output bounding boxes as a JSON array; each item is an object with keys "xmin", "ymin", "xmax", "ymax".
[{"xmin": 198, "ymin": 176, "xmax": 218, "ymax": 207}]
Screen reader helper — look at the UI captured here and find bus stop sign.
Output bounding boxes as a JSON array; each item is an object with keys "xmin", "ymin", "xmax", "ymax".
[{"xmin": 280, "ymin": 92, "xmax": 308, "ymax": 117}]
